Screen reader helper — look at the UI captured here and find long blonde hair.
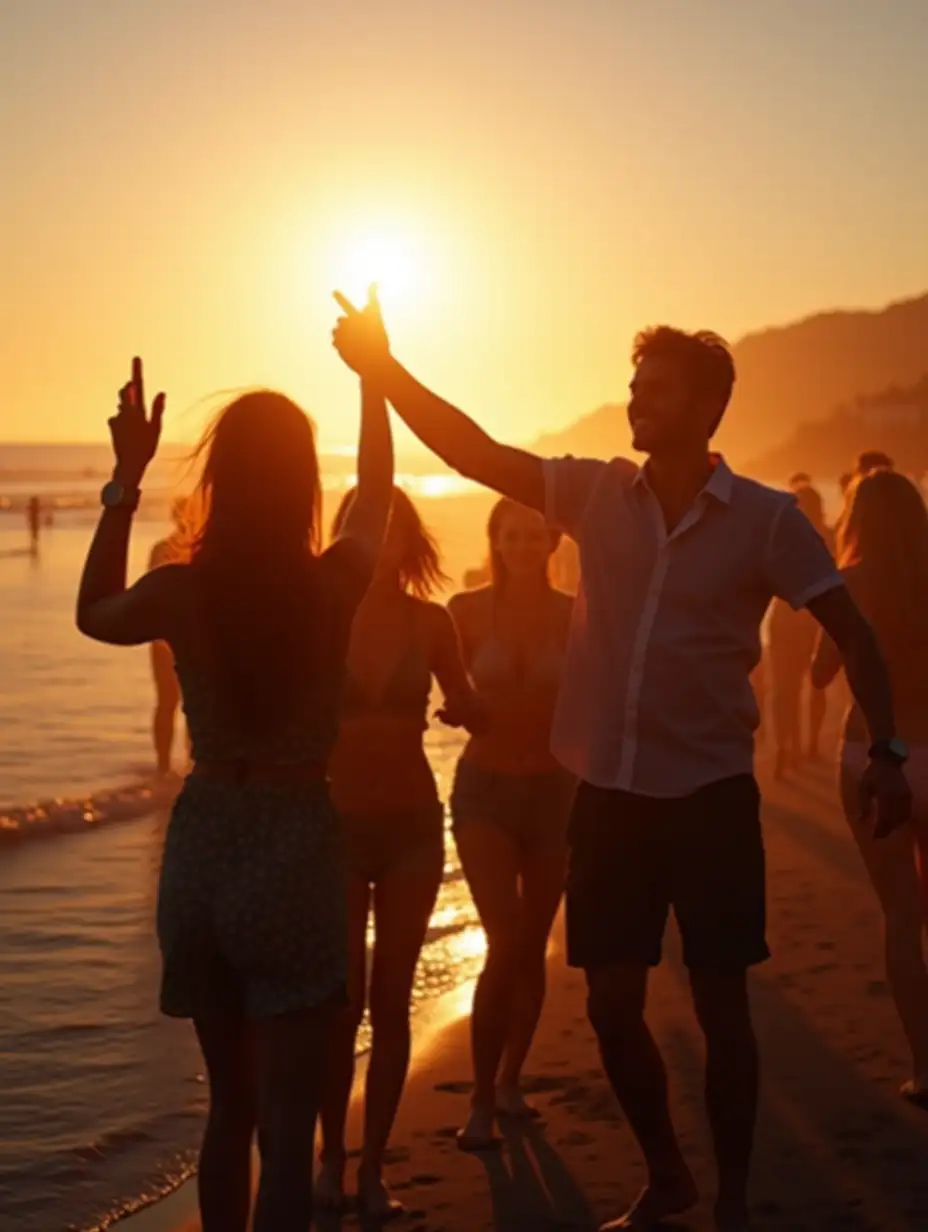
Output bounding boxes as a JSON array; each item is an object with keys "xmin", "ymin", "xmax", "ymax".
[{"xmin": 837, "ymin": 468, "xmax": 928, "ymax": 640}]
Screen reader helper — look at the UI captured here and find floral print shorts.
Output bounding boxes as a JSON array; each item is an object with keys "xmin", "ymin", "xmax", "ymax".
[{"xmin": 157, "ymin": 777, "xmax": 347, "ymax": 1020}]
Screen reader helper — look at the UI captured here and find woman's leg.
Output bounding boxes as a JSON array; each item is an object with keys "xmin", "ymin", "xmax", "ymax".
[
  {"xmin": 360, "ymin": 858, "xmax": 442, "ymax": 1211},
  {"xmin": 842, "ymin": 752, "xmax": 928, "ymax": 1088},
  {"xmin": 193, "ymin": 1016, "xmax": 256, "ymax": 1232},
  {"xmin": 151, "ymin": 642, "xmax": 180, "ymax": 775},
  {"xmin": 807, "ymin": 677, "xmax": 827, "ymax": 761},
  {"xmin": 496, "ymin": 842, "xmax": 567, "ymax": 1114},
  {"xmin": 454, "ymin": 821, "xmax": 522, "ymax": 1145},
  {"xmin": 252, "ymin": 1002, "xmax": 338, "ymax": 1232},
  {"xmin": 316, "ymin": 875, "xmax": 371, "ymax": 1206}
]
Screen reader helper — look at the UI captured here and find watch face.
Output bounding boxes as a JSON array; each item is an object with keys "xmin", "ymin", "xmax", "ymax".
[{"xmin": 101, "ymin": 480, "xmax": 125, "ymax": 508}]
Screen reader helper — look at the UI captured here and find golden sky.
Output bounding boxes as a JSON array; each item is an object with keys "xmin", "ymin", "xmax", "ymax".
[{"xmin": 2, "ymin": 0, "xmax": 927, "ymax": 448}]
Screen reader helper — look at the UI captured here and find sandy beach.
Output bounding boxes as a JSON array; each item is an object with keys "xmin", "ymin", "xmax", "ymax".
[{"xmin": 121, "ymin": 750, "xmax": 928, "ymax": 1232}]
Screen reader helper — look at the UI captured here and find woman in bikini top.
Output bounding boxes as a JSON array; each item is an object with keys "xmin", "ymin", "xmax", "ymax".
[
  {"xmin": 447, "ymin": 496, "xmax": 575, "ymax": 1150},
  {"xmin": 318, "ymin": 486, "xmax": 482, "ymax": 1218}
]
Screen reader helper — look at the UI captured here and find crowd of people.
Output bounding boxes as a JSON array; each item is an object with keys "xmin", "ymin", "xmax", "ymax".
[{"xmin": 74, "ymin": 296, "xmax": 925, "ymax": 1232}]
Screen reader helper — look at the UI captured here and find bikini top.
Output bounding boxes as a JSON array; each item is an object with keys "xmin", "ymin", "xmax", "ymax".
[
  {"xmin": 341, "ymin": 598, "xmax": 432, "ymax": 722},
  {"xmin": 469, "ymin": 607, "xmax": 565, "ymax": 696}
]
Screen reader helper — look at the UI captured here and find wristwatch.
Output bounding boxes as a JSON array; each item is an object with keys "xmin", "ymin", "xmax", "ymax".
[
  {"xmin": 869, "ymin": 737, "xmax": 909, "ymax": 766},
  {"xmin": 100, "ymin": 479, "xmax": 141, "ymax": 512}
]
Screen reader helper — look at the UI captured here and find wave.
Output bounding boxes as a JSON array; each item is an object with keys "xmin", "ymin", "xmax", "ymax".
[{"xmin": 0, "ymin": 778, "xmax": 179, "ymax": 845}]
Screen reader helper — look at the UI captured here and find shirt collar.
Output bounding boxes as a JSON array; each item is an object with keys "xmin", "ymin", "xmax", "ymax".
[{"xmin": 633, "ymin": 453, "xmax": 733, "ymax": 506}]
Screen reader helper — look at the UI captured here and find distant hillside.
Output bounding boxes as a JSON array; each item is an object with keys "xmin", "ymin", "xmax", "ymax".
[
  {"xmin": 534, "ymin": 292, "xmax": 928, "ymax": 468},
  {"xmin": 748, "ymin": 374, "xmax": 928, "ymax": 480}
]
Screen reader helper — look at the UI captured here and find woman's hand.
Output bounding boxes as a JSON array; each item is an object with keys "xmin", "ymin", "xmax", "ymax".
[{"xmin": 109, "ymin": 357, "xmax": 165, "ymax": 486}]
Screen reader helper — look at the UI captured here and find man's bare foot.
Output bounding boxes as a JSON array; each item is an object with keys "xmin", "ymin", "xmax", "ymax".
[
  {"xmin": 357, "ymin": 1167, "xmax": 404, "ymax": 1222},
  {"xmin": 599, "ymin": 1175, "xmax": 699, "ymax": 1229},
  {"xmin": 456, "ymin": 1103, "xmax": 502, "ymax": 1151},
  {"xmin": 496, "ymin": 1083, "xmax": 541, "ymax": 1120},
  {"xmin": 314, "ymin": 1154, "xmax": 346, "ymax": 1212}
]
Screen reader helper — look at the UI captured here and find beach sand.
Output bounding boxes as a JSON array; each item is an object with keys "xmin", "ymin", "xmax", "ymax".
[{"xmin": 124, "ymin": 756, "xmax": 928, "ymax": 1232}]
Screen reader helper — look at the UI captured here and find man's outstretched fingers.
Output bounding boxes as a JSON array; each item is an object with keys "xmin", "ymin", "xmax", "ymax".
[{"xmin": 333, "ymin": 290, "xmax": 360, "ymax": 316}]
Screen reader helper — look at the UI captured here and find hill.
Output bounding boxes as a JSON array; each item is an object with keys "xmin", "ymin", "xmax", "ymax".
[
  {"xmin": 534, "ymin": 292, "xmax": 928, "ymax": 468},
  {"xmin": 747, "ymin": 374, "xmax": 928, "ymax": 480}
]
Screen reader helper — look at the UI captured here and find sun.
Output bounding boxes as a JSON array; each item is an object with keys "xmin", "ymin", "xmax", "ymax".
[{"xmin": 329, "ymin": 223, "xmax": 426, "ymax": 311}]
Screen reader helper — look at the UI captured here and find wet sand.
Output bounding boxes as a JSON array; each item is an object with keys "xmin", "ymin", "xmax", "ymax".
[{"xmin": 124, "ymin": 753, "xmax": 928, "ymax": 1232}]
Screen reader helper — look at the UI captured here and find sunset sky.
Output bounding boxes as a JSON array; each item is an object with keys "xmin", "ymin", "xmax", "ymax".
[{"xmin": 2, "ymin": 0, "xmax": 927, "ymax": 448}]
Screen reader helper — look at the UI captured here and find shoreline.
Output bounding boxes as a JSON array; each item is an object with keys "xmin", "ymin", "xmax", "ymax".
[{"xmin": 118, "ymin": 757, "xmax": 928, "ymax": 1231}]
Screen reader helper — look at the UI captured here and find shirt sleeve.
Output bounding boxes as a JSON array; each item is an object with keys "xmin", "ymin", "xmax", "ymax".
[
  {"xmin": 765, "ymin": 498, "xmax": 844, "ymax": 610},
  {"xmin": 542, "ymin": 456, "xmax": 611, "ymax": 537}
]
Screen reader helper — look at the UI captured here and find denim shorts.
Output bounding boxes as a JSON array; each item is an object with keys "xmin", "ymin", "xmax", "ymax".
[
  {"xmin": 451, "ymin": 760, "xmax": 575, "ymax": 856},
  {"xmin": 157, "ymin": 777, "xmax": 347, "ymax": 1020}
]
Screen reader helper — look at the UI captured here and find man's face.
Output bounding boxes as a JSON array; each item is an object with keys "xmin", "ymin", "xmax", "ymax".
[{"xmin": 627, "ymin": 354, "xmax": 709, "ymax": 455}]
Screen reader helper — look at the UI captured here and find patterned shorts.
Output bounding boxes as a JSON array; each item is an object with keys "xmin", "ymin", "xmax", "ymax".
[{"xmin": 157, "ymin": 777, "xmax": 348, "ymax": 1020}]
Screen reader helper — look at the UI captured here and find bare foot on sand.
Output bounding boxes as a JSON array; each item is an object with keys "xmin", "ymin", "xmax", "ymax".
[
  {"xmin": 599, "ymin": 1175, "xmax": 699, "ymax": 1229},
  {"xmin": 314, "ymin": 1154, "xmax": 346, "ymax": 1212},
  {"xmin": 496, "ymin": 1083, "xmax": 541, "ymax": 1120},
  {"xmin": 357, "ymin": 1168, "xmax": 405, "ymax": 1222},
  {"xmin": 456, "ymin": 1103, "xmax": 502, "ymax": 1151}
]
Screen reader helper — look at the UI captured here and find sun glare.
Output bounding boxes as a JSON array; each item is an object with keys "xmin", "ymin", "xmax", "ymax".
[{"xmin": 332, "ymin": 225, "xmax": 423, "ymax": 309}]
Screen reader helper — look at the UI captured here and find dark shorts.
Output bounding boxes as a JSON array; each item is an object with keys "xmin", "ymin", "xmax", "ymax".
[
  {"xmin": 566, "ymin": 774, "xmax": 769, "ymax": 972},
  {"xmin": 451, "ymin": 760, "xmax": 576, "ymax": 857},
  {"xmin": 340, "ymin": 803, "xmax": 445, "ymax": 885},
  {"xmin": 157, "ymin": 777, "xmax": 348, "ymax": 1020}
]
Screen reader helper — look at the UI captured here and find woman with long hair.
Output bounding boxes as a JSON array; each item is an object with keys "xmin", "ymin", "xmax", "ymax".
[
  {"xmin": 447, "ymin": 497, "xmax": 574, "ymax": 1149},
  {"xmin": 76, "ymin": 324, "xmax": 393, "ymax": 1226},
  {"xmin": 812, "ymin": 468, "xmax": 928, "ymax": 1107},
  {"xmin": 767, "ymin": 483, "xmax": 833, "ymax": 773},
  {"xmin": 316, "ymin": 486, "xmax": 481, "ymax": 1218}
]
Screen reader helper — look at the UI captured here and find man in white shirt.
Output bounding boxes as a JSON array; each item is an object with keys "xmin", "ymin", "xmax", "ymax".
[{"xmin": 331, "ymin": 300, "xmax": 911, "ymax": 1231}]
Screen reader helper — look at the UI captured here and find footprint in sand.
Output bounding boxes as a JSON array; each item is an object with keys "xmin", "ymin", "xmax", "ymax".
[{"xmin": 434, "ymin": 1080, "xmax": 473, "ymax": 1095}]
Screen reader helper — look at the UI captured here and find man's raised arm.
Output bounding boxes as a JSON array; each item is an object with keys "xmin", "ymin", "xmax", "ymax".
[{"xmin": 331, "ymin": 291, "xmax": 544, "ymax": 511}]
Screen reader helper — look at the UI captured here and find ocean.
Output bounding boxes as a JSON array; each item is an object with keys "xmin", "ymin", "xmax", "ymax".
[{"xmin": 0, "ymin": 444, "xmax": 496, "ymax": 1232}]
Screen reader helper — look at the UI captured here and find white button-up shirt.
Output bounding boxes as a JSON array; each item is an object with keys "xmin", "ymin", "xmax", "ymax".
[{"xmin": 544, "ymin": 455, "xmax": 843, "ymax": 798}]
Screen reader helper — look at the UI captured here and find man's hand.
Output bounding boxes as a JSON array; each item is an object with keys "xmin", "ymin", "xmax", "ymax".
[
  {"xmin": 859, "ymin": 758, "xmax": 912, "ymax": 837},
  {"xmin": 332, "ymin": 284, "xmax": 390, "ymax": 375}
]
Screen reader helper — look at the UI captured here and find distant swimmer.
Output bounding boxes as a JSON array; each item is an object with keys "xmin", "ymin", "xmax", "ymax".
[
  {"xmin": 148, "ymin": 497, "xmax": 190, "ymax": 776},
  {"xmin": 27, "ymin": 496, "xmax": 41, "ymax": 552}
]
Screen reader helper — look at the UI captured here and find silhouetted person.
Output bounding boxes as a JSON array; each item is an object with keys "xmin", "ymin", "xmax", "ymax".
[
  {"xmin": 148, "ymin": 496, "xmax": 189, "ymax": 775},
  {"xmin": 76, "ymin": 314, "xmax": 393, "ymax": 1232},
  {"xmin": 27, "ymin": 496, "xmax": 41, "ymax": 552},
  {"xmin": 767, "ymin": 484, "xmax": 834, "ymax": 773},
  {"xmin": 813, "ymin": 469, "xmax": 928, "ymax": 1107},
  {"xmin": 448, "ymin": 498, "xmax": 574, "ymax": 1149},
  {"xmin": 330, "ymin": 302, "xmax": 911, "ymax": 1232},
  {"xmin": 318, "ymin": 488, "xmax": 481, "ymax": 1218},
  {"xmin": 857, "ymin": 449, "xmax": 894, "ymax": 476},
  {"xmin": 788, "ymin": 471, "xmax": 812, "ymax": 491},
  {"xmin": 839, "ymin": 470, "xmax": 854, "ymax": 497}
]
